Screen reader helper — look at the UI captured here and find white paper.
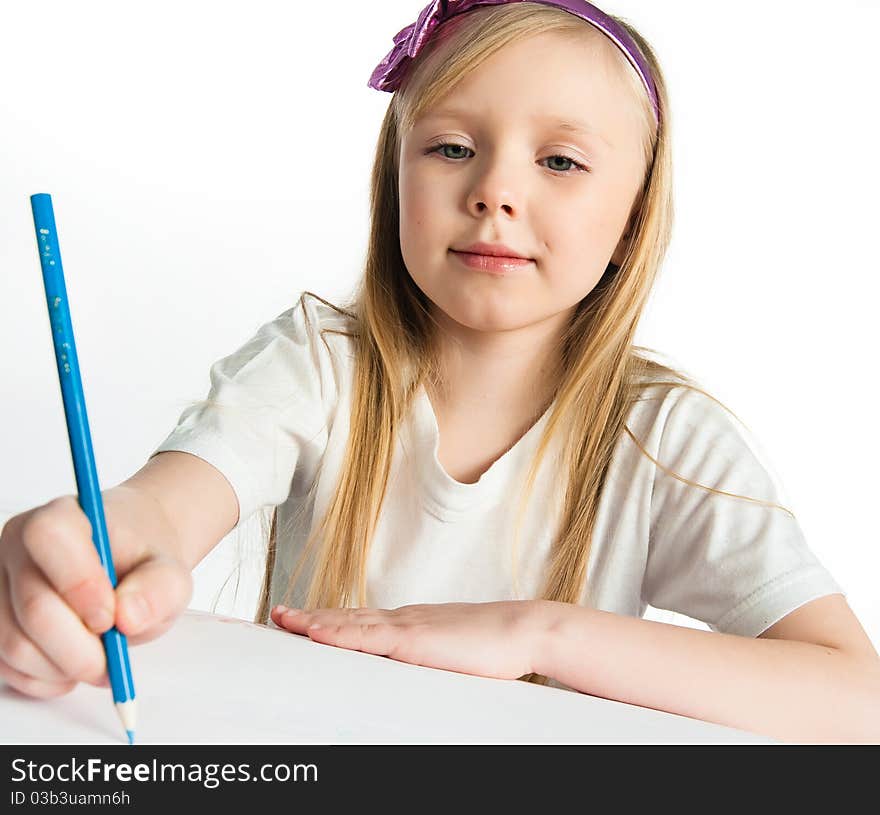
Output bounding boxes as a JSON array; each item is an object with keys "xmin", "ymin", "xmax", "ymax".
[{"xmin": 1, "ymin": 609, "xmax": 776, "ymax": 744}]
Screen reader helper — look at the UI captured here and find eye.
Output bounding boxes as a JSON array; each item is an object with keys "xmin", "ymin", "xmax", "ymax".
[{"xmin": 426, "ymin": 142, "xmax": 590, "ymax": 174}]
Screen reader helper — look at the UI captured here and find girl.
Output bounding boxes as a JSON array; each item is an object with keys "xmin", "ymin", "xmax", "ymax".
[{"xmin": 1, "ymin": 0, "xmax": 878, "ymax": 744}]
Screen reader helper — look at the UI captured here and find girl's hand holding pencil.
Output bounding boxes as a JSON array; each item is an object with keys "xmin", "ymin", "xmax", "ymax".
[
  {"xmin": 1, "ymin": 191, "xmax": 198, "ymax": 743},
  {"xmin": 0, "ymin": 485, "xmax": 191, "ymax": 699}
]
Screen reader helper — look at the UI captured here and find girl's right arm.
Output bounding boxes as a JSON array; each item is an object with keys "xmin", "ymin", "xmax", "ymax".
[{"xmin": 0, "ymin": 451, "xmax": 240, "ymax": 699}]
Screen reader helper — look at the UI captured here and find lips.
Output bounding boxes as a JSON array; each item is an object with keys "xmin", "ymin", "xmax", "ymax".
[
  {"xmin": 450, "ymin": 249, "xmax": 534, "ymax": 275},
  {"xmin": 454, "ymin": 241, "xmax": 532, "ymax": 260}
]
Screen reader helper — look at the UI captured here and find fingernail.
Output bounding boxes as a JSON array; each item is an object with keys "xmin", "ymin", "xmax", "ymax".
[
  {"xmin": 120, "ymin": 594, "xmax": 148, "ymax": 631},
  {"xmin": 275, "ymin": 605, "xmax": 288, "ymax": 613},
  {"xmin": 84, "ymin": 606, "xmax": 113, "ymax": 633}
]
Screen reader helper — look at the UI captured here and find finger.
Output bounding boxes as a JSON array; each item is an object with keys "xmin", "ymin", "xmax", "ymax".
[
  {"xmin": 273, "ymin": 606, "xmax": 399, "ymax": 654},
  {"xmin": 305, "ymin": 618, "xmax": 400, "ymax": 656},
  {"xmin": 7, "ymin": 555, "xmax": 107, "ymax": 684},
  {"xmin": 19, "ymin": 498, "xmax": 115, "ymax": 634},
  {"xmin": 0, "ymin": 656, "xmax": 77, "ymax": 699},
  {"xmin": 0, "ymin": 565, "xmax": 70, "ymax": 683},
  {"xmin": 124, "ymin": 614, "xmax": 178, "ymax": 648},
  {"xmin": 270, "ymin": 606, "xmax": 311, "ymax": 633},
  {"xmin": 270, "ymin": 606, "xmax": 382, "ymax": 634},
  {"xmin": 114, "ymin": 554, "xmax": 192, "ymax": 638}
]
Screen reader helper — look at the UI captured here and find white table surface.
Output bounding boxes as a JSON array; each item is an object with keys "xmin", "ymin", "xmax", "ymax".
[{"xmin": 0, "ymin": 608, "xmax": 778, "ymax": 745}]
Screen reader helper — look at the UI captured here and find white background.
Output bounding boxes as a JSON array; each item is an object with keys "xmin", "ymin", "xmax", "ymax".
[{"xmin": 1, "ymin": 1, "xmax": 877, "ymax": 647}]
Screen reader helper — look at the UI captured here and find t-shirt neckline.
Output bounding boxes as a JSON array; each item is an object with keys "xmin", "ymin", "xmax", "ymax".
[{"xmin": 409, "ymin": 383, "xmax": 555, "ymax": 517}]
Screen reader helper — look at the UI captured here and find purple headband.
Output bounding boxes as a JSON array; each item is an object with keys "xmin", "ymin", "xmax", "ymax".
[{"xmin": 368, "ymin": 0, "xmax": 660, "ymax": 126}]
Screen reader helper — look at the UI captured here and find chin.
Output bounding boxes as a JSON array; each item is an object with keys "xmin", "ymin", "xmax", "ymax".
[{"xmin": 431, "ymin": 295, "xmax": 545, "ymax": 334}]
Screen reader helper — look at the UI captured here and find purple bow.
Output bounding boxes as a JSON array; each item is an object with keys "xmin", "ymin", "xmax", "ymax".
[{"xmin": 367, "ymin": 0, "xmax": 659, "ymax": 125}]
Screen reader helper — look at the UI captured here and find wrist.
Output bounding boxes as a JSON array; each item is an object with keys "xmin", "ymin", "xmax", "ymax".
[{"xmin": 102, "ymin": 484, "xmax": 189, "ymax": 569}]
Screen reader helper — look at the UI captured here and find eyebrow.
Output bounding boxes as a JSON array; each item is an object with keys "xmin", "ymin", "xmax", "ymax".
[{"xmin": 418, "ymin": 107, "xmax": 613, "ymax": 150}]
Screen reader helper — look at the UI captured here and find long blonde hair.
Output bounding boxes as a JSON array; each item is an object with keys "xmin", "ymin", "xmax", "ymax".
[{"xmin": 249, "ymin": 4, "xmax": 795, "ymax": 686}]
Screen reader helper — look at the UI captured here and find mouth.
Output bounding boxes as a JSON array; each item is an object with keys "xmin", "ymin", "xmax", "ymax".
[{"xmin": 449, "ymin": 249, "xmax": 535, "ymax": 275}]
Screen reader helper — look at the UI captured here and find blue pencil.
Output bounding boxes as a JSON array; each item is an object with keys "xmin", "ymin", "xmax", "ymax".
[{"xmin": 29, "ymin": 193, "xmax": 137, "ymax": 745}]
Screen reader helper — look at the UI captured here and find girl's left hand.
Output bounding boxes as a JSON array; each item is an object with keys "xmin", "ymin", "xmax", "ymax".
[{"xmin": 269, "ymin": 600, "xmax": 546, "ymax": 680}]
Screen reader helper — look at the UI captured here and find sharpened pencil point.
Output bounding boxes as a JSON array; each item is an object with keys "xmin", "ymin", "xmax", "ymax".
[{"xmin": 127, "ymin": 730, "xmax": 135, "ymax": 745}]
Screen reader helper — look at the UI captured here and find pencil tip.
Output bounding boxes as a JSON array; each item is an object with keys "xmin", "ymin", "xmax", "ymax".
[{"xmin": 127, "ymin": 730, "xmax": 135, "ymax": 745}]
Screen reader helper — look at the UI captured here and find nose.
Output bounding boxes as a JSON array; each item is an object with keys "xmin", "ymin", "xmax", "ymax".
[
  {"xmin": 471, "ymin": 198, "xmax": 514, "ymax": 217},
  {"xmin": 466, "ymin": 156, "xmax": 521, "ymax": 219}
]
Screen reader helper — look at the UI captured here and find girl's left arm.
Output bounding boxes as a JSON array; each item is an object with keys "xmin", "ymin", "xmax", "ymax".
[
  {"xmin": 271, "ymin": 593, "xmax": 880, "ymax": 744},
  {"xmin": 532, "ymin": 593, "xmax": 880, "ymax": 744}
]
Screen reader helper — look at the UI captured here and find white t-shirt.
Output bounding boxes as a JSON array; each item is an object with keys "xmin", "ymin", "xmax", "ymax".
[{"xmin": 151, "ymin": 292, "xmax": 844, "ymax": 659}]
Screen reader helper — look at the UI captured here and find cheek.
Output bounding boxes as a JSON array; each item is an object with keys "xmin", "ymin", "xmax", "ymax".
[
  {"xmin": 542, "ymin": 199, "xmax": 623, "ymax": 264},
  {"xmin": 399, "ymin": 169, "xmax": 427, "ymax": 240},
  {"xmin": 399, "ymin": 172, "xmax": 451, "ymax": 271},
  {"xmin": 536, "ymin": 206, "xmax": 620, "ymax": 296}
]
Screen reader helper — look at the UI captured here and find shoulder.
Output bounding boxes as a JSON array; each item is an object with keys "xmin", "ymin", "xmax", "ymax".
[
  {"xmin": 660, "ymin": 385, "xmax": 767, "ymax": 468},
  {"xmin": 202, "ymin": 290, "xmax": 358, "ymax": 409},
  {"xmin": 274, "ymin": 290, "xmax": 358, "ymax": 357},
  {"xmin": 622, "ymin": 370, "xmax": 786, "ymax": 496},
  {"xmin": 628, "ymin": 373, "xmax": 759, "ymax": 459},
  {"xmin": 258, "ymin": 291, "xmax": 359, "ymax": 404},
  {"xmin": 228, "ymin": 291, "xmax": 358, "ymax": 378}
]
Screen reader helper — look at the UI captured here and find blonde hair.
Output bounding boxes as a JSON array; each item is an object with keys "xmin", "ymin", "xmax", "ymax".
[{"xmin": 241, "ymin": 4, "xmax": 795, "ymax": 686}]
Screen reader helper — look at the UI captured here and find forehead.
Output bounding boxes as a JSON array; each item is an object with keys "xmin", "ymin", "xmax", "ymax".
[{"xmin": 409, "ymin": 30, "xmax": 639, "ymax": 152}]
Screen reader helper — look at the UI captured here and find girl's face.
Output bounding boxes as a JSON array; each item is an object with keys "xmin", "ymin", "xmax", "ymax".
[{"xmin": 398, "ymin": 30, "xmax": 648, "ymax": 335}]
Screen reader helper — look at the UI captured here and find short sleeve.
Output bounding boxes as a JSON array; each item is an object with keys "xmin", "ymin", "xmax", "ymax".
[
  {"xmin": 642, "ymin": 387, "xmax": 845, "ymax": 637},
  {"xmin": 149, "ymin": 294, "xmax": 340, "ymax": 528}
]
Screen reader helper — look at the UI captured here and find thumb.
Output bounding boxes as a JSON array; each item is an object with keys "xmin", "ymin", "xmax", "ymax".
[{"xmin": 114, "ymin": 554, "xmax": 192, "ymax": 640}]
